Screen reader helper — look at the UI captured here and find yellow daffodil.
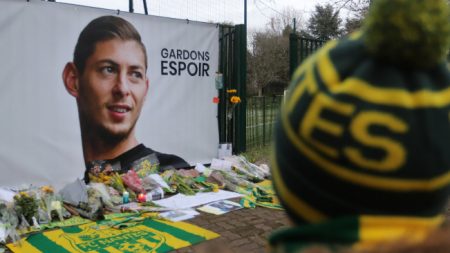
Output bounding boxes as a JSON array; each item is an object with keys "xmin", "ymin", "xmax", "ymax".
[
  {"xmin": 230, "ymin": 96, "xmax": 241, "ymax": 104},
  {"xmin": 41, "ymin": 185, "xmax": 54, "ymax": 194},
  {"xmin": 18, "ymin": 191, "xmax": 29, "ymax": 198}
]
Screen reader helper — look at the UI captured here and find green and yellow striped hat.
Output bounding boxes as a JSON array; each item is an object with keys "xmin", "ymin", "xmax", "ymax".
[{"xmin": 272, "ymin": 0, "xmax": 450, "ymax": 228}]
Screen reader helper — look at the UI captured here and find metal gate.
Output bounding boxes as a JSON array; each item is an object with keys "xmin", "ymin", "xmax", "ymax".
[
  {"xmin": 289, "ymin": 34, "xmax": 326, "ymax": 76},
  {"xmin": 218, "ymin": 25, "xmax": 247, "ymax": 153}
]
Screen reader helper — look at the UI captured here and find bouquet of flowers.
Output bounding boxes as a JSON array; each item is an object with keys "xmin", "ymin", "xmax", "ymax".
[
  {"xmin": 214, "ymin": 170, "xmax": 265, "ymax": 195},
  {"xmin": 161, "ymin": 170, "xmax": 219, "ymax": 195},
  {"xmin": 226, "ymin": 89, "xmax": 241, "ymax": 120},
  {"xmin": 223, "ymin": 156, "xmax": 268, "ymax": 182},
  {"xmin": 38, "ymin": 186, "xmax": 64, "ymax": 223},
  {"xmin": 0, "ymin": 202, "xmax": 20, "ymax": 244},
  {"xmin": 121, "ymin": 170, "xmax": 145, "ymax": 195},
  {"xmin": 87, "ymin": 161, "xmax": 112, "ymax": 184},
  {"xmin": 13, "ymin": 191, "xmax": 38, "ymax": 227},
  {"xmin": 131, "ymin": 154, "xmax": 160, "ymax": 178},
  {"xmin": 109, "ymin": 172, "xmax": 126, "ymax": 193}
]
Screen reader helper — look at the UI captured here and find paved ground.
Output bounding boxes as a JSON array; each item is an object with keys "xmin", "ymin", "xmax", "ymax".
[
  {"xmin": 171, "ymin": 199, "xmax": 290, "ymax": 253},
  {"xmin": 172, "ymin": 203, "xmax": 450, "ymax": 253}
]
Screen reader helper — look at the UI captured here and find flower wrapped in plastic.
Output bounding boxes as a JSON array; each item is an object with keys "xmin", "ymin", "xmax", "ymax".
[
  {"xmin": 38, "ymin": 186, "xmax": 64, "ymax": 223},
  {"xmin": 0, "ymin": 202, "xmax": 20, "ymax": 245},
  {"xmin": 130, "ymin": 154, "xmax": 160, "ymax": 178},
  {"xmin": 121, "ymin": 170, "xmax": 145, "ymax": 194},
  {"xmin": 13, "ymin": 191, "xmax": 38, "ymax": 227},
  {"xmin": 109, "ymin": 172, "xmax": 126, "ymax": 194},
  {"xmin": 87, "ymin": 161, "xmax": 112, "ymax": 184},
  {"xmin": 163, "ymin": 170, "xmax": 219, "ymax": 195},
  {"xmin": 168, "ymin": 173, "xmax": 196, "ymax": 195},
  {"xmin": 214, "ymin": 170, "xmax": 267, "ymax": 196},
  {"xmin": 73, "ymin": 188, "xmax": 105, "ymax": 221},
  {"xmin": 223, "ymin": 156, "xmax": 268, "ymax": 182}
]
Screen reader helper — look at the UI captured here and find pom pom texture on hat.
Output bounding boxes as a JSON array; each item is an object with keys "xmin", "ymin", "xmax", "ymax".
[{"xmin": 364, "ymin": 0, "xmax": 450, "ymax": 68}]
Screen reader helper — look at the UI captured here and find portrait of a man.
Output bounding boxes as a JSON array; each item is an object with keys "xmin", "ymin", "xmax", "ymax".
[{"xmin": 62, "ymin": 16, "xmax": 189, "ymax": 182}]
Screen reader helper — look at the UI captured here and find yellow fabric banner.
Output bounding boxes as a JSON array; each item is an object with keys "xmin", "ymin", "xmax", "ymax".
[{"xmin": 8, "ymin": 217, "xmax": 219, "ymax": 253}]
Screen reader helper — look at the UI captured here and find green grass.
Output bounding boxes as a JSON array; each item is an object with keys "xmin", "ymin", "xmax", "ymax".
[
  {"xmin": 246, "ymin": 96, "xmax": 283, "ymax": 149},
  {"xmin": 240, "ymin": 145, "xmax": 272, "ymax": 165}
]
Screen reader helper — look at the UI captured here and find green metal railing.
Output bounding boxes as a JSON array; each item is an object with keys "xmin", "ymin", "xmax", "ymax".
[
  {"xmin": 219, "ymin": 31, "xmax": 326, "ymax": 153},
  {"xmin": 244, "ymin": 34, "xmax": 325, "ymax": 150},
  {"xmin": 246, "ymin": 95, "xmax": 283, "ymax": 149},
  {"xmin": 218, "ymin": 24, "xmax": 247, "ymax": 153},
  {"xmin": 289, "ymin": 34, "xmax": 326, "ymax": 76}
]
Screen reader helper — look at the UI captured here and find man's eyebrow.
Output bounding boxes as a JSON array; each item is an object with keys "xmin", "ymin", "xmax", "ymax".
[
  {"xmin": 96, "ymin": 59, "xmax": 145, "ymax": 70},
  {"xmin": 129, "ymin": 65, "xmax": 145, "ymax": 71},
  {"xmin": 96, "ymin": 59, "xmax": 119, "ymax": 67}
]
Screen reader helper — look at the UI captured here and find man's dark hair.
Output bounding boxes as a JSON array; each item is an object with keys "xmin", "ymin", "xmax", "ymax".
[{"xmin": 73, "ymin": 15, "xmax": 147, "ymax": 74}]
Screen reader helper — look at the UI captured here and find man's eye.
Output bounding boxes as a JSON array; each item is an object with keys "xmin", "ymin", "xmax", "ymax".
[
  {"xmin": 101, "ymin": 66, "xmax": 116, "ymax": 74},
  {"xmin": 131, "ymin": 71, "xmax": 143, "ymax": 79}
]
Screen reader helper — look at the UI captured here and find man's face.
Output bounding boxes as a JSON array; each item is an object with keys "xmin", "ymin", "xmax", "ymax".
[{"xmin": 76, "ymin": 39, "xmax": 149, "ymax": 141}]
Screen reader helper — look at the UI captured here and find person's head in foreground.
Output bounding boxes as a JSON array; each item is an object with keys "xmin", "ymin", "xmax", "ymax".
[
  {"xmin": 271, "ymin": 0, "xmax": 450, "ymax": 252},
  {"xmin": 62, "ymin": 15, "xmax": 149, "ymax": 162}
]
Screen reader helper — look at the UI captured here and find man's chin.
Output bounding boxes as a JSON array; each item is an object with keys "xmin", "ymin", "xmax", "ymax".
[{"xmin": 98, "ymin": 126, "xmax": 134, "ymax": 144}]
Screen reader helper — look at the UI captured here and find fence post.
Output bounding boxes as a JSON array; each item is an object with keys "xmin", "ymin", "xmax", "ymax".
[
  {"xmin": 289, "ymin": 33, "xmax": 298, "ymax": 78},
  {"xmin": 218, "ymin": 26, "xmax": 228, "ymax": 144},
  {"xmin": 129, "ymin": 0, "xmax": 134, "ymax": 13},
  {"xmin": 234, "ymin": 25, "xmax": 247, "ymax": 153},
  {"xmin": 262, "ymin": 96, "xmax": 266, "ymax": 146}
]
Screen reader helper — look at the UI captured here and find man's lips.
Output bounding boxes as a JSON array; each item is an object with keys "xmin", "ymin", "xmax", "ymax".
[
  {"xmin": 107, "ymin": 104, "xmax": 131, "ymax": 113},
  {"xmin": 107, "ymin": 104, "xmax": 131, "ymax": 120}
]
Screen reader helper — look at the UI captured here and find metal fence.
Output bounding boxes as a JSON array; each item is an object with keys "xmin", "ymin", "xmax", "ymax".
[
  {"xmin": 242, "ymin": 35, "xmax": 326, "ymax": 151},
  {"xmin": 218, "ymin": 24, "xmax": 247, "ymax": 153},
  {"xmin": 246, "ymin": 95, "xmax": 283, "ymax": 149},
  {"xmin": 289, "ymin": 34, "xmax": 326, "ymax": 76}
]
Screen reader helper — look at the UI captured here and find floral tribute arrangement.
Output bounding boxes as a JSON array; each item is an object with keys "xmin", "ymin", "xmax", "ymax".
[
  {"xmin": 0, "ymin": 155, "xmax": 274, "ymax": 252},
  {"xmin": 0, "ymin": 185, "xmax": 68, "ymax": 247}
]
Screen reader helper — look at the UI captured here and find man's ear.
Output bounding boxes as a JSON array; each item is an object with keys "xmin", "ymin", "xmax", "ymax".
[{"xmin": 62, "ymin": 62, "xmax": 80, "ymax": 98}]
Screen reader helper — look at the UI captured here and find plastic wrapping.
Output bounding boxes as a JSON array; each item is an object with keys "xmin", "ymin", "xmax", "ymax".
[
  {"xmin": 0, "ymin": 202, "xmax": 20, "ymax": 244},
  {"xmin": 13, "ymin": 192, "xmax": 38, "ymax": 227},
  {"xmin": 131, "ymin": 153, "xmax": 160, "ymax": 178},
  {"xmin": 224, "ymin": 156, "xmax": 269, "ymax": 182},
  {"xmin": 121, "ymin": 170, "xmax": 145, "ymax": 194},
  {"xmin": 39, "ymin": 186, "xmax": 64, "ymax": 222}
]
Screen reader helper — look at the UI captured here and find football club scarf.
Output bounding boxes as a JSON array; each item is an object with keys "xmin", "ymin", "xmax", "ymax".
[
  {"xmin": 8, "ymin": 217, "xmax": 219, "ymax": 253},
  {"xmin": 240, "ymin": 180, "xmax": 283, "ymax": 210}
]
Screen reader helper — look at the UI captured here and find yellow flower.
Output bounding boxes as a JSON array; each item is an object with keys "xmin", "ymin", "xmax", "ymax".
[
  {"xmin": 227, "ymin": 89, "xmax": 237, "ymax": 94},
  {"xmin": 18, "ymin": 191, "xmax": 29, "ymax": 198},
  {"xmin": 41, "ymin": 185, "xmax": 54, "ymax": 194},
  {"xmin": 230, "ymin": 96, "xmax": 241, "ymax": 104}
]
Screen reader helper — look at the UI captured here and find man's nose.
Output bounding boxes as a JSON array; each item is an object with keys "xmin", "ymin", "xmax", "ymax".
[{"xmin": 112, "ymin": 71, "xmax": 131, "ymax": 97}]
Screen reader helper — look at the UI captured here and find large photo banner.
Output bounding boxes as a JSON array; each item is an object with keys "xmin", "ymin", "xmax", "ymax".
[{"xmin": 0, "ymin": 0, "xmax": 219, "ymax": 188}]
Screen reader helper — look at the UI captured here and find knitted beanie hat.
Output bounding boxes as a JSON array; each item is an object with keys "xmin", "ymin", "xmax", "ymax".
[{"xmin": 272, "ymin": 0, "xmax": 450, "ymax": 226}]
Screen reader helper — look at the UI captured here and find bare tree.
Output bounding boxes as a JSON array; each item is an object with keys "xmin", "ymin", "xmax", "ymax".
[
  {"xmin": 337, "ymin": 0, "xmax": 450, "ymax": 35},
  {"xmin": 248, "ymin": 31, "xmax": 289, "ymax": 95},
  {"xmin": 332, "ymin": 0, "xmax": 371, "ymax": 13},
  {"xmin": 266, "ymin": 7, "xmax": 305, "ymax": 35},
  {"xmin": 330, "ymin": 0, "xmax": 371, "ymax": 36},
  {"xmin": 247, "ymin": 6, "xmax": 305, "ymax": 95}
]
